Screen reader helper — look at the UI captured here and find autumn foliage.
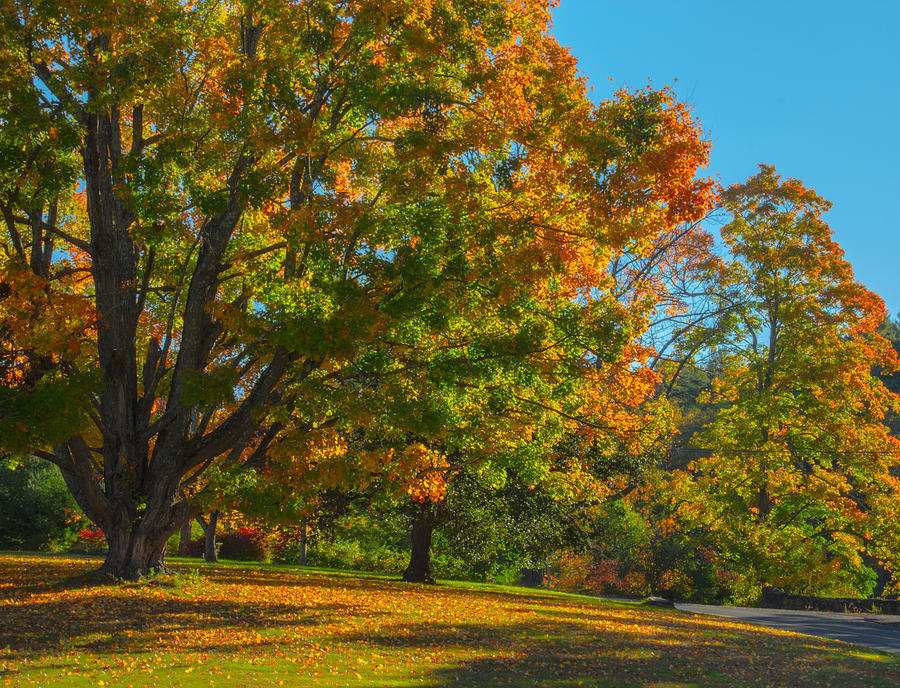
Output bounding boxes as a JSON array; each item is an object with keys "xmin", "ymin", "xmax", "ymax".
[{"xmin": 2, "ymin": 0, "xmax": 898, "ymax": 606}]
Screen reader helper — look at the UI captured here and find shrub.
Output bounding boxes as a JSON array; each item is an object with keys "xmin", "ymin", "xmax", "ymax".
[
  {"xmin": 307, "ymin": 538, "xmax": 407, "ymax": 574},
  {"xmin": 0, "ymin": 457, "xmax": 84, "ymax": 551},
  {"xmin": 179, "ymin": 537, "xmax": 207, "ymax": 558},
  {"xmin": 587, "ymin": 499, "xmax": 730, "ymax": 603},
  {"xmin": 269, "ymin": 526, "xmax": 308, "ymax": 564},
  {"xmin": 218, "ymin": 527, "xmax": 270, "ymax": 562},
  {"xmin": 76, "ymin": 527, "xmax": 106, "ymax": 554},
  {"xmin": 431, "ymin": 552, "xmax": 476, "ymax": 582},
  {"xmin": 546, "ymin": 550, "xmax": 594, "ymax": 593}
]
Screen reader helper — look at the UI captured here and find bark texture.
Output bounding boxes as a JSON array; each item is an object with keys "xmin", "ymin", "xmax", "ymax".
[
  {"xmin": 298, "ymin": 518, "xmax": 308, "ymax": 566},
  {"xmin": 178, "ymin": 520, "xmax": 193, "ymax": 557}
]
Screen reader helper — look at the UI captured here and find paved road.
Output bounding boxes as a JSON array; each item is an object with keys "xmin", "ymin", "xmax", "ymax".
[{"xmin": 675, "ymin": 603, "xmax": 900, "ymax": 655}]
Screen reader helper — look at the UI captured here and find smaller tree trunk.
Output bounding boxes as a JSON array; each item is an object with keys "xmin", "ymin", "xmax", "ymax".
[
  {"xmin": 196, "ymin": 511, "xmax": 220, "ymax": 563},
  {"xmin": 298, "ymin": 518, "xmax": 307, "ymax": 566},
  {"xmin": 177, "ymin": 520, "xmax": 193, "ymax": 557},
  {"xmin": 757, "ymin": 486, "xmax": 772, "ymax": 521},
  {"xmin": 403, "ymin": 502, "xmax": 436, "ymax": 584}
]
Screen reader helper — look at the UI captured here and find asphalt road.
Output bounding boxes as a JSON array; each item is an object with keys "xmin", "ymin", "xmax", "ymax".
[{"xmin": 676, "ymin": 603, "xmax": 900, "ymax": 655}]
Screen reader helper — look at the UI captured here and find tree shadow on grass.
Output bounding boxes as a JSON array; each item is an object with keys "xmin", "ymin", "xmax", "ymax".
[
  {"xmin": 0, "ymin": 592, "xmax": 382, "ymax": 659},
  {"xmin": 339, "ymin": 613, "xmax": 900, "ymax": 688},
  {"xmin": 0, "ymin": 553, "xmax": 106, "ymax": 596}
]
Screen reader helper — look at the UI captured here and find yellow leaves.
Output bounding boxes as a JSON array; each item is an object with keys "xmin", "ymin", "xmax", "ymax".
[
  {"xmin": 396, "ymin": 443, "xmax": 449, "ymax": 503},
  {"xmin": 666, "ymin": 165, "xmax": 900, "ymax": 598},
  {"xmin": 371, "ymin": 0, "xmax": 436, "ymax": 29},
  {"xmin": 0, "ymin": 256, "xmax": 96, "ymax": 390}
]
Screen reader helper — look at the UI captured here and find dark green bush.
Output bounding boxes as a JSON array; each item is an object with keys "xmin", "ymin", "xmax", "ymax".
[{"xmin": 0, "ymin": 456, "xmax": 81, "ymax": 550}]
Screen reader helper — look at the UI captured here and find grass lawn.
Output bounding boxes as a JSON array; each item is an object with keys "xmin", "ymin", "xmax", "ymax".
[{"xmin": 1, "ymin": 554, "xmax": 898, "ymax": 687}]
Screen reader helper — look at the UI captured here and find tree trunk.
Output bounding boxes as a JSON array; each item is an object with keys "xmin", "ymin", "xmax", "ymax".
[
  {"xmin": 298, "ymin": 518, "xmax": 307, "ymax": 566},
  {"xmin": 100, "ymin": 529, "xmax": 170, "ymax": 580},
  {"xmin": 202, "ymin": 511, "xmax": 219, "ymax": 563},
  {"xmin": 757, "ymin": 486, "xmax": 772, "ymax": 521},
  {"xmin": 403, "ymin": 502, "xmax": 436, "ymax": 584},
  {"xmin": 178, "ymin": 520, "xmax": 193, "ymax": 556},
  {"xmin": 57, "ymin": 453, "xmax": 195, "ymax": 580}
]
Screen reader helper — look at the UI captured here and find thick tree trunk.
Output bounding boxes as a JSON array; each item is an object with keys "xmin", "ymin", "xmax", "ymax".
[
  {"xmin": 57, "ymin": 448, "xmax": 196, "ymax": 580},
  {"xmin": 100, "ymin": 528, "xmax": 170, "ymax": 580},
  {"xmin": 403, "ymin": 502, "xmax": 436, "ymax": 584}
]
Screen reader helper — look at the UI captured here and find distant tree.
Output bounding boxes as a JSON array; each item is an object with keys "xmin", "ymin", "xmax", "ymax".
[
  {"xmin": 878, "ymin": 315, "xmax": 900, "ymax": 346},
  {"xmin": 668, "ymin": 166, "xmax": 900, "ymax": 600},
  {"xmin": 874, "ymin": 315, "xmax": 900, "ymax": 435}
]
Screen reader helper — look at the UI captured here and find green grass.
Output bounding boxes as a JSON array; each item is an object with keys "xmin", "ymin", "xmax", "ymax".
[{"xmin": 1, "ymin": 553, "xmax": 898, "ymax": 687}]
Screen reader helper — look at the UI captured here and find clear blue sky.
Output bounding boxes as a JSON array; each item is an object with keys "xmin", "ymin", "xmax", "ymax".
[{"xmin": 550, "ymin": 1, "xmax": 900, "ymax": 315}]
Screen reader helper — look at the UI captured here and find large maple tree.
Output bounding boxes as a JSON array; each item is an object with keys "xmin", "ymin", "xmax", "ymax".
[{"xmin": 0, "ymin": 0, "xmax": 713, "ymax": 579}]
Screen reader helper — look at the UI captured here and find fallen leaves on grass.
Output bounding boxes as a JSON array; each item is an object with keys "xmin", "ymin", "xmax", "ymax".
[{"xmin": 0, "ymin": 554, "xmax": 897, "ymax": 687}]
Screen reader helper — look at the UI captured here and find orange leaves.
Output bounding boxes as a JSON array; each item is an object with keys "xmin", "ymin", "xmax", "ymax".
[
  {"xmin": 396, "ymin": 443, "xmax": 450, "ymax": 503},
  {"xmin": 643, "ymin": 94, "xmax": 716, "ymax": 225},
  {"xmin": 0, "ymin": 256, "xmax": 96, "ymax": 385}
]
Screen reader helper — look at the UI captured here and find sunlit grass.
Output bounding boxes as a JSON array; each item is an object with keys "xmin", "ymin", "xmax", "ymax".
[{"xmin": 1, "ymin": 553, "xmax": 898, "ymax": 687}]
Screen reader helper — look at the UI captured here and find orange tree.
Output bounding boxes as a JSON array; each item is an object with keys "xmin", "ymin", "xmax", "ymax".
[
  {"xmin": 665, "ymin": 166, "xmax": 900, "ymax": 601},
  {"xmin": 0, "ymin": 0, "xmax": 713, "ymax": 579}
]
